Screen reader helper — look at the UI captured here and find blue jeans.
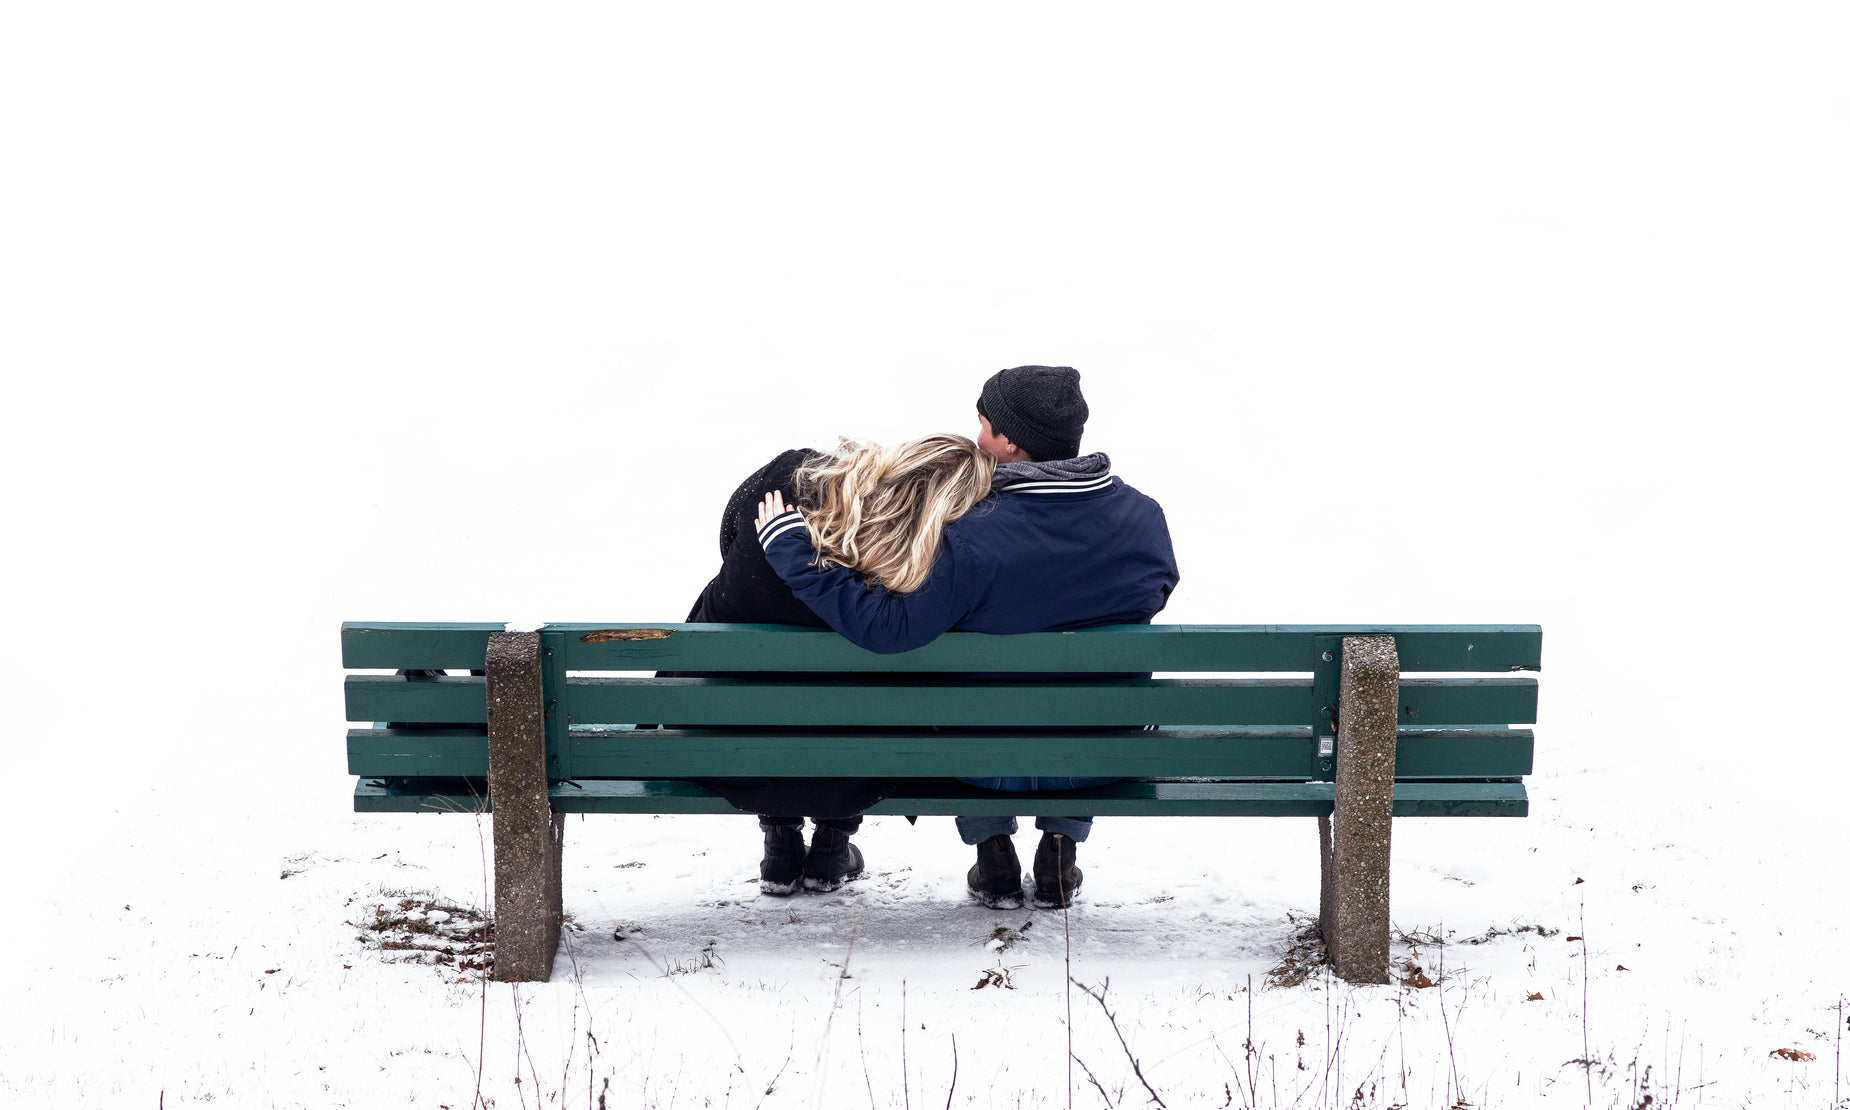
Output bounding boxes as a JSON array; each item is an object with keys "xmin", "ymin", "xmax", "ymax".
[{"xmin": 954, "ymin": 776, "xmax": 1120, "ymax": 845}]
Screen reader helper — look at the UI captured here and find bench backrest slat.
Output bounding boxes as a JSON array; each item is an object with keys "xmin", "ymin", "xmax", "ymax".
[
  {"xmin": 341, "ymin": 622, "xmax": 1543, "ymax": 673},
  {"xmin": 553, "ymin": 623, "xmax": 1542, "ymax": 672},
  {"xmin": 347, "ymin": 726, "xmax": 1534, "ymax": 781},
  {"xmin": 344, "ymin": 674, "xmax": 1538, "ymax": 730},
  {"xmin": 341, "ymin": 623, "xmax": 502, "ymax": 670}
]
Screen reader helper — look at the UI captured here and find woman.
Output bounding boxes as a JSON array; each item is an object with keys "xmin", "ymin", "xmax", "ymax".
[{"xmin": 684, "ymin": 434, "xmax": 994, "ymax": 894}]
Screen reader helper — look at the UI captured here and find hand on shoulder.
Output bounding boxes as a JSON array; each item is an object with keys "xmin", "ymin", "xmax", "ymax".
[{"xmin": 755, "ymin": 490, "xmax": 790, "ymax": 531}]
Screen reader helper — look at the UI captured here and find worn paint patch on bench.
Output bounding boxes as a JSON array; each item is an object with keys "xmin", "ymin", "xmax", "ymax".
[{"xmin": 580, "ymin": 628, "xmax": 676, "ymax": 643}]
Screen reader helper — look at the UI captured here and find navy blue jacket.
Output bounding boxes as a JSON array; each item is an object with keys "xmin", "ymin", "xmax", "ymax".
[{"xmin": 759, "ymin": 466, "xmax": 1179, "ymax": 654}]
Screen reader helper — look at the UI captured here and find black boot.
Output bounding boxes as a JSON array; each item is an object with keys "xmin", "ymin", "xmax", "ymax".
[
  {"xmin": 759, "ymin": 825, "xmax": 805, "ymax": 896},
  {"xmin": 967, "ymin": 835, "xmax": 1024, "ymax": 909},
  {"xmin": 802, "ymin": 825, "xmax": 865, "ymax": 891},
  {"xmin": 802, "ymin": 824, "xmax": 865, "ymax": 892},
  {"xmin": 1031, "ymin": 832, "xmax": 1082, "ymax": 908}
]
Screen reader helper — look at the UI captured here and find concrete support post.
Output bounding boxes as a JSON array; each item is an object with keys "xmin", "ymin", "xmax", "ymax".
[
  {"xmin": 487, "ymin": 631, "xmax": 563, "ymax": 982},
  {"xmin": 1317, "ymin": 813, "xmax": 1335, "ymax": 947},
  {"xmin": 1321, "ymin": 635, "xmax": 1399, "ymax": 984}
]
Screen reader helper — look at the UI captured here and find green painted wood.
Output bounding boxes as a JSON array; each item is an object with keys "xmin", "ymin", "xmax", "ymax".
[
  {"xmin": 561, "ymin": 676, "xmax": 1535, "ymax": 728},
  {"xmin": 542, "ymin": 630, "xmax": 571, "ymax": 780},
  {"xmin": 341, "ymin": 623, "xmax": 502, "ymax": 670},
  {"xmin": 1392, "ymin": 730, "xmax": 1534, "ymax": 777},
  {"xmin": 564, "ymin": 677, "xmax": 1319, "ymax": 727},
  {"xmin": 345, "ymin": 674, "xmax": 485, "ymax": 724},
  {"xmin": 1398, "ymin": 677, "xmax": 1537, "ymax": 725},
  {"xmin": 353, "ymin": 777, "xmax": 490, "ymax": 814},
  {"xmin": 354, "ymin": 777, "xmax": 1526, "ymax": 817},
  {"xmin": 347, "ymin": 726, "xmax": 1533, "ymax": 780},
  {"xmin": 1311, "ymin": 634, "xmax": 1343, "ymax": 744},
  {"xmin": 546, "ymin": 623, "xmax": 1543, "ymax": 673},
  {"xmin": 561, "ymin": 727, "xmax": 1323, "ymax": 778},
  {"xmin": 344, "ymin": 624, "xmax": 1539, "ymax": 823},
  {"xmin": 348, "ymin": 729, "xmax": 487, "ymax": 776},
  {"xmin": 1388, "ymin": 782, "xmax": 1528, "ymax": 817},
  {"xmin": 563, "ymin": 728, "xmax": 1532, "ymax": 780},
  {"xmin": 342, "ymin": 622, "xmax": 1542, "ymax": 673}
]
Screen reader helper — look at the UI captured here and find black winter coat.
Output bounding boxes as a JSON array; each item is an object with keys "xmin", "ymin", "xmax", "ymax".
[
  {"xmin": 684, "ymin": 448, "xmax": 896, "ymax": 820},
  {"xmin": 685, "ymin": 449, "xmax": 827, "ymax": 626}
]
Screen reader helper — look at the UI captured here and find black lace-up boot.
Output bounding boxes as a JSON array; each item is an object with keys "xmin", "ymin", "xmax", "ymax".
[
  {"xmin": 802, "ymin": 824, "xmax": 865, "ymax": 892},
  {"xmin": 759, "ymin": 825, "xmax": 806, "ymax": 895},
  {"xmin": 1031, "ymin": 832, "xmax": 1082, "ymax": 908},
  {"xmin": 966, "ymin": 835, "xmax": 1024, "ymax": 909}
]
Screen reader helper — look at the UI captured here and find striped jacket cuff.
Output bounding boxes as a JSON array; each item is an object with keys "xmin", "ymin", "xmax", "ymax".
[{"xmin": 756, "ymin": 508, "xmax": 808, "ymax": 551}]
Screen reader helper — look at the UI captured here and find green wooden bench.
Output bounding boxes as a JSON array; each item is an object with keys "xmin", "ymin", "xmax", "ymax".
[{"xmin": 342, "ymin": 622, "xmax": 1541, "ymax": 983}]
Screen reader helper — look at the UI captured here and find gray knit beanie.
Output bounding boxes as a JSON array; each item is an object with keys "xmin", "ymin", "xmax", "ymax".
[{"xmin": 976, "ymin": 366, "xmax": 1088, "ymax": 461}]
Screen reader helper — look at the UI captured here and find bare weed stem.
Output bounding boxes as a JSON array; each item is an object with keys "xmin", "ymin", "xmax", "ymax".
[
  {"xmin": 1245, "ymin": 975, "xmax": 1257, "ymax": 1108},
  {"xmin": 556, "ymin": 922, "xmax": 602, "ymax": 1110},
  {"xmin": 1580, "ymin": 898, "xmax": 1591, "ymax": 1104},
  {"xmin": 511, "ymin": 983, "xmax": 530, "ymax": 1110},
  {"xmin": 1064, "ymin": 888, "xmax": 1074, "ymax": 1110},
  {"xmin": 1439, "ymin": 972, "xmax": 1461, "ymax": 1104},
  {"xmin": 754, "ymin": 1028, "xmax": 795, "ymax": 1110},
  {"xmin": 1396, "ymin": 978, "xmax": 1408, "ymax": 1106},
  {"xmin": 1072, "ymin": 978, "xmax": 1165, "ymax": 1108},
  {"xmin": 858, "ymin": 999, "xmax": 875, "ymax": 1110},
  {"xmin": 813, "ymin": 896, "xmax": 867, "ymax": 1101},
  {"xmin": 472, "ymin": 806, "xmax": 490, "ymax": 1109},
  {"xmin": 1073, "ymin": 1052, "xmax": 1114, "ymax": 1108},
  {"xmin": 946, "ymin": 1034, "xmax": 958, "ymax": 1110}
]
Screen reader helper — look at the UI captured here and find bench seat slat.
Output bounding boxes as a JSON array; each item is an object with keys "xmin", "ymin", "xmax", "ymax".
[
  {"xmin": 348, "ymin": 727, "xmax": 1534, "ymax": 779},
  {"xmin": 354, "ymin": 777, "xmax": 1527, "ymax": 818},
  {"xmin": 345, "ymin": 674, "xmax": 1538, "ymax": 729}
]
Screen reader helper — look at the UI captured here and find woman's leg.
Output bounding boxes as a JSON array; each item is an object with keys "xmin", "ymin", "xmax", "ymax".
[
  {"xmin": 757, "ymin": 815, "xmax": 805, "ymax": 896},
  {"xmin": 802, "ymin": 815, "xmax": 864, "ymax": 891}
]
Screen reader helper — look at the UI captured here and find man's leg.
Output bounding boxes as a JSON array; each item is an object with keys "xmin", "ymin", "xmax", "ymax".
[
  {"xmin": 1030, "ymin": 816, "xmax": 1089, "ymax": 908},
  {"xmin": 1034, "ymin": 815, "xmax": 1093, "ymax": 841},
  {"xmin": 955, "ymin": 779, "xmax": 1114, "ymax": 909},
  {"xmin": 957, "ymin": 815, "xmax": 1023, "ymax": 908},
  {"xmin": 956, "ymin": 814, "xmax": 1017, "ymax": 846}
]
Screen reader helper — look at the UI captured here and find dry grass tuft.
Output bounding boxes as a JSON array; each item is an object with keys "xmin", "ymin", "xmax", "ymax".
[{"xmin": 352, "ymin": 889, "xmax": 493, "ymax": 980}]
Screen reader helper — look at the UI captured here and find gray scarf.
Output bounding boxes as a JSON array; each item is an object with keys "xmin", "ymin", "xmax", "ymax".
[{"xmin": 991, "ymin": 451, "xmax": 1112, "ymax": 491}]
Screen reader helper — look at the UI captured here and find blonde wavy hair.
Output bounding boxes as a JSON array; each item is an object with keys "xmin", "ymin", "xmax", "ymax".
[{"xmin": 793, "ymin": 434, "xmax": 995, "ymax": 595}]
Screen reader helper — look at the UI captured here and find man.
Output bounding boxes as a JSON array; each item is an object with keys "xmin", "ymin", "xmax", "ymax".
[{"xmin": 756, "ymin": 365, "xmax": 1179, "ymax": 908}]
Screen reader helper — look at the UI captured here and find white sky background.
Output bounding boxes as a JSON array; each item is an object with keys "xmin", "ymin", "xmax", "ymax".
[
  {"xmin": 4, "ymin": 6, "xmax": 1850, "ymax": 1105},
  {"xmin": 3, "ymin": 2, "xmax": 1846, "ymax": 890}
]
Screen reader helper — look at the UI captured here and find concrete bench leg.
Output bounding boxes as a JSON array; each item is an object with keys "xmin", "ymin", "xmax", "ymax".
[
  {"xmin": 1318, "ymin": 635, "xmax": 1399, "ymax": 984},
  {"xmin": 487, "ymin": 631, "xmax": 563, "ymax": 982}
]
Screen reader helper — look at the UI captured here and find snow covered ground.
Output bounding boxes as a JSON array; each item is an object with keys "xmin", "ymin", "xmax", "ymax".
[{"xmin": 4, "ymin": 3, "xmax": 1848, "ymax": 1106}]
